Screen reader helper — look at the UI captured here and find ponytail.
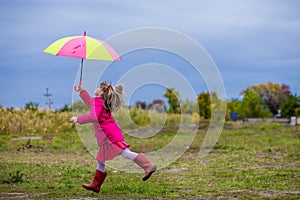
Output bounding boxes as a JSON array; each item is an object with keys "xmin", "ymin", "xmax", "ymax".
[{"xmin": 100, "ymin": 82, "xmax": 125, "ymax": 113}]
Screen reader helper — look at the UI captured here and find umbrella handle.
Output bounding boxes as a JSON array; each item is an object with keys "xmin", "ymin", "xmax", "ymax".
[
  {"xmin": 74, "ymin": 81, "xmax": 82, "ymax": 92},
  {"xmin": 74, "ymin": 86, "xmax": 80, "ymax": 92}
]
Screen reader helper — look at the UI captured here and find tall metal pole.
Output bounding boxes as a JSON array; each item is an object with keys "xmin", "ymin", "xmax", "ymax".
[{"xmin": 44, "ymin": 88, "xmax": 52, "ymax": 111}]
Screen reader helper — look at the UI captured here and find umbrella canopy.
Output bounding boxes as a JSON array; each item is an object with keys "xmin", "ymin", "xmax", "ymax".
[
  {"xmin": 44, "ymin": 30, "xmax": 121, "ymax": 61},
  {"xmin": 43, "ymin": 30, "xmax": 121, "ymax": 91}
]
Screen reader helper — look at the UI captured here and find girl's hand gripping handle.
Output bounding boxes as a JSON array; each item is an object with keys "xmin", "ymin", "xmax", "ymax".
[{"xmin": 74, "ymin": 82, "xmax": 83, "ymax": 92}]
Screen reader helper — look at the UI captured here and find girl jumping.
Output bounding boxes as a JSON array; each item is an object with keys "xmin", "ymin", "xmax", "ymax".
[{"xmin": 70, "ymin": 82, "xmax": 156, "ymax": 193}]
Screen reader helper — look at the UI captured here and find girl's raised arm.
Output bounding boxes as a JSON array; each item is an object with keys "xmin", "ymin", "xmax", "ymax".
[{"xmin": 79, "ymin": 90, "xmax": 92, "ymax": 107}]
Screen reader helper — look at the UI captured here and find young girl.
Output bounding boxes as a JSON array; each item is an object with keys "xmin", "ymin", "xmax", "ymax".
[{"xmin": 70, "ymin": 82, "xmax": 156, "ymax": 193}]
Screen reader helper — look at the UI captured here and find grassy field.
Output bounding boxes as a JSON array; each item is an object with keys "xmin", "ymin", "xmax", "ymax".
[{"xmin": 0, "ymin": 121, "xmax": 300, "ymax": 199}]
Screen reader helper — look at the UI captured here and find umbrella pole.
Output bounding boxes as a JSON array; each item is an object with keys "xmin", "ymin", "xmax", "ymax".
[
  {"xmin": 79, "ymin": 58, "xmax": 84, "ymax": 85},
  {"xmin": 74, "ymin": 59, "xmax": 84, "ymax": 92}
]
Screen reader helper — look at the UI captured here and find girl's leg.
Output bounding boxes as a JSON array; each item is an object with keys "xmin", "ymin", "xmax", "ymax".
[
  {"xmin": 121, "ymin": 148, "xmax": 138, "ymax": 160},
  {"xmin": 83, "ymin": 160, "xmax": 107, "ymax": 193},
  {"xmin": 121, "ymin": 148, "xmax": 156, "ymax": 181},
  {"xmin": 97, "ymin": 161, "xmax": 106, "ymax": 172}
]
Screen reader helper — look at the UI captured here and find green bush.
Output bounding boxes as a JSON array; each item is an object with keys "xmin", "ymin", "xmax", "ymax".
[{"xmin": 129, "ymin": 108, "xmax": 151, "ymax": 127}]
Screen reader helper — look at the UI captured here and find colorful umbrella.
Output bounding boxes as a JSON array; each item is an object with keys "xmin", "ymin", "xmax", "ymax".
[{"xmin": 43, "ymin": 30, "xmax": 122, "ymax": 91}]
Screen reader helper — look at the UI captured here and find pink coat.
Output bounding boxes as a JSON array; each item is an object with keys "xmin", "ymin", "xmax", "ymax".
[{"xmin": 77, "ymin": 90, "xmax": 124, "ymax": 143}]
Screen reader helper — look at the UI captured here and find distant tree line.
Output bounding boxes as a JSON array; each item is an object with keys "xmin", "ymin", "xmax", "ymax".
[
  {"xmin": 134, "ymin": 82, "xmax": 299, "ymax": 120},
  {"xmin": 231, "ymin": 83, "xmax": 300, "ymax": 119}
]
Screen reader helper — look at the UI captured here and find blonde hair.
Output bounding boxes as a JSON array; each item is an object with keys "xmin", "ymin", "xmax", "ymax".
[{"xmin": 100, "ymin": 82, "xmax": 125, "ymax": 113}]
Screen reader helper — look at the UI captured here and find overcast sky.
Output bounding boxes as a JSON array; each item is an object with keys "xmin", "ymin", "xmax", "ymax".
[{"xmin": 1, "ymin": 0, "xmax": 299, "ymax": 109}]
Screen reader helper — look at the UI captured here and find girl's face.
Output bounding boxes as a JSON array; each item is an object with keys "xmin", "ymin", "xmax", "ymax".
[{"xmin": 94, "ymin": 88, "xmax": 103, "ymax": 97}]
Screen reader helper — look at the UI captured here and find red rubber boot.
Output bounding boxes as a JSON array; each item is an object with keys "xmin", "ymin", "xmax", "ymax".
[
  {"xmin": 134, "ymin": 153, "xmax": 157, "ymax": 181},
  {"xmin": 83, "ymin": 170, "xmax": 107, "ymax": 193}
]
